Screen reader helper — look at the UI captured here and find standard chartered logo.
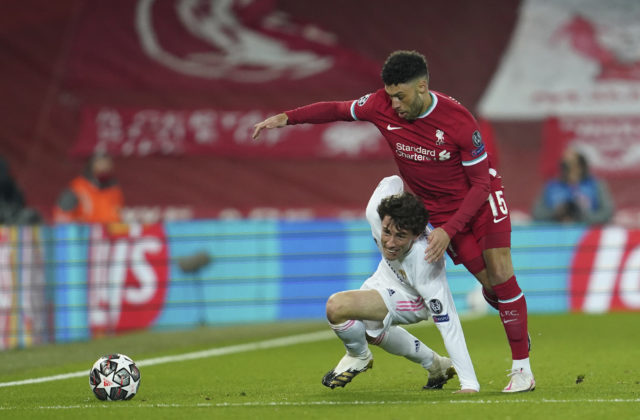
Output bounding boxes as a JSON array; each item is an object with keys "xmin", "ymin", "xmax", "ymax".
[{"xmin": 395, "ymin": 143, "xmax": 439, "ymax": 162}]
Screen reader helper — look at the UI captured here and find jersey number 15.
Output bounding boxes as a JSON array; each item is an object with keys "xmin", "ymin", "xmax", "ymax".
[{"xmin": 488, "ymin": 190, "xmax": 508, "ymax": 221}]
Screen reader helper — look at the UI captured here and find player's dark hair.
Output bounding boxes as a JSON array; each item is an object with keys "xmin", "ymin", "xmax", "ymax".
[
  {"xmin": 377, "ymin": 192, "xmax": 429, "ymax": 236},
  {"xmin": 381, "ymin": 50, "xmax": 429, "ymax": 86}
]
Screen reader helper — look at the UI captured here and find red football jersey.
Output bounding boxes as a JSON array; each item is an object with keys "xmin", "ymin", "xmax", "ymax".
[
  {"xmin": 285, "ymin": 89, "xmax": 496, "ymax": 238},
  {"xmin": 351, "ymin": 89, "xmax": 492, "ymax": 214}
]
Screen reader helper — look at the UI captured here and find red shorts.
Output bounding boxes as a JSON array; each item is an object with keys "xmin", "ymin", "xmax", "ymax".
[{"xmin": 434, "ymin": 180, "xmax": 512, "ymax": 275}]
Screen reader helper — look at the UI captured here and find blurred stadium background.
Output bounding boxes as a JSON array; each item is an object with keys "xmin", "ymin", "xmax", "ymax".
[{"xmin": 1, "ymin": 0, "xmax": 640, "ymax": 350}]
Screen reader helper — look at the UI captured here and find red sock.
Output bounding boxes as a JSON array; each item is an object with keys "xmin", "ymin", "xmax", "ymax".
[
  {"xmin": 492, "ymin": 276, "xmax": 529, "ymax": 360},
  {"xmin": 482, "ymin": 287, "xmax": 499, "ymax": 310}
]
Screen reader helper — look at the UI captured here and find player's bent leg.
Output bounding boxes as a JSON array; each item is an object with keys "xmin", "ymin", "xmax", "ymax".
[
  {"xmin": 323, "ymin": 290, "xmax": 386, "ymax": 389},
  {"xmin": 325, "ymin": 290, "xmax": 387, "ymax": 362},
  {"xmin": 323, "ymin": 319, "xmax": 373, "ymax": 389}
]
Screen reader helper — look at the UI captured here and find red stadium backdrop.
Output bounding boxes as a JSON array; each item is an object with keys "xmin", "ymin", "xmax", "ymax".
[{"xmin": 0, "ymin": 0, "xmax": 522, "ymax": 223}]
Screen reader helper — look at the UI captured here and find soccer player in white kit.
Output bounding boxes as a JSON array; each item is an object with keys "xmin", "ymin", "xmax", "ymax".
[{"xmin": 323, "ymin": 175, "xmax": 479, "ymax": 393}]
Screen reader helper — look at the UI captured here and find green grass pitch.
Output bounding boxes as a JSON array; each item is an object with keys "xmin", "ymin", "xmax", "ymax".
[{"xmin": 1, "ymin": 312, "xmax": 639, "ymax": 419}]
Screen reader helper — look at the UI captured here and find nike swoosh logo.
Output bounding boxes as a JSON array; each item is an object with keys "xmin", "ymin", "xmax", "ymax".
[
  {"xmin": 387, "ymin": 124, "xmax": 403, "ymax": 131},
  {"xmin": 493, "ymin": 216, "xmax": 508, "ymax": 223},
  {"xmin": 503, "ymin": 319, "xmax": 517, "ymax": 324}
]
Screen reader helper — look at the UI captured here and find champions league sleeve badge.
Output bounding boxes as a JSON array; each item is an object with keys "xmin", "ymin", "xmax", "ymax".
[
  {"xmin": 429, "ymin": 299, "xmax": 443, "ymax": 314},
  {"xmin": 472, "ymin": 130, "xmax": 483, "ymax": 148},
  {"xmin": 357, "ymin": 93, "xmax": 372, "ymax": 106},
  {"xmin": 429, "ymin": 299, "xmax": 450, "ymax": 323}
]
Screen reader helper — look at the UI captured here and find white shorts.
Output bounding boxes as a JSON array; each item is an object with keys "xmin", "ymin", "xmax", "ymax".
[{"xmin": 360, "ymin": 261, "xmax": 430, "ymax": 339}]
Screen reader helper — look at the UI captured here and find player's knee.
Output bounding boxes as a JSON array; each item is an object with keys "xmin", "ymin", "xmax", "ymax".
[{"xmin": 326, "ymin": 292, "xmax": 348, "ymax": 324}]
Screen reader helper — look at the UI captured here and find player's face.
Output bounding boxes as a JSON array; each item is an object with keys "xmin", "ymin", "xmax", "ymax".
[
  {"xmin": 380, "ymin": 215, "xmax": 417, "ymax": 260},
  {"xmin": 384, "ymin": 79, "xmax": 428, "ymax": 121}
]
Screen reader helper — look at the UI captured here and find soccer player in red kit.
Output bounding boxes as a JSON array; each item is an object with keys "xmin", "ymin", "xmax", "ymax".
[{"xmin": 253, "ymin": 50, "xmax": 535, "ymax": 393}]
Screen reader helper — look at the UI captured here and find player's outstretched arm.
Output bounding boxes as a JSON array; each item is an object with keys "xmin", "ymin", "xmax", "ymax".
[{"xmin": 252, "ymin": 113, "xmax": 288, "ymax": 140}]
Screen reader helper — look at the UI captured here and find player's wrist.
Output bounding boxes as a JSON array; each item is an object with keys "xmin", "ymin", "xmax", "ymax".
[
  {"xmin": 283, "ymin": 111, "xmax": 293, "ymax": 125},
  {"xmin": 440, "ymin": 224, "xmax": 455, "ymax": 239}
]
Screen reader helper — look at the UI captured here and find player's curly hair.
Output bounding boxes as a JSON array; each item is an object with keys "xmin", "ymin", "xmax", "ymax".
[
  {"xmin": 377, "ymin": 192, "xmax": 429, "ymax": 236},
  {"xmin": 381, "ymin": 50, "xmax": 430, "ymax": 86}
]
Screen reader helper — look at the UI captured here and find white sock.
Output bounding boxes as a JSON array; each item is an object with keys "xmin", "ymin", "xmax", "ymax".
[
  {"xmin": 512, "ymin": 358, "xmax": 532, "ymax": 374},
  {"xmin": 376, "ymin": 326, "xmax": 435, "ymax": 369},
  {"xmin": 329, "ymin": 320, "xmax": 368, "ymax": 357}
]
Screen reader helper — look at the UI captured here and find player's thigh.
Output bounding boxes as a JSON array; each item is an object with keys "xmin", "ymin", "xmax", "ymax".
[
  {"xmin": 468, "ymin": 197, "xmax": 512, "ymax": 279},
  {"xmin": 449, "ymin": 230, "xmax": 485, "ymax": 274},
  {"xmin": 326, "ymin": 289, "xmax": 388, "ymax": 322}
]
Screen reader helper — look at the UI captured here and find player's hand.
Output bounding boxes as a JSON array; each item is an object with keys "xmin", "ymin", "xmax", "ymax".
[
  {"xmin": 453, "ymin": 389, "xmax": 478, "ymax": 394},
  {"xmin": 252, "ymin": 113, "xmax": 288, "ymax": 140},
  {"xmin": 425, "ymin": 227, "xmax": 450, "ymax": 263}
]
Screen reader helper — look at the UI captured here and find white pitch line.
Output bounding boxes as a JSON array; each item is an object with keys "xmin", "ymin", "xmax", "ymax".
[
  {"xmin": 0, "ymin": 330, "xmax": 333, "ymax": 388},
  {"xmin": 0, "ymin": 399, "xmax": 639, "ymax": 410}
]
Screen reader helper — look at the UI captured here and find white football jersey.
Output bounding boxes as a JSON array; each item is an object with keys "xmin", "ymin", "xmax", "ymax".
[{"xmin": 365, "ymin": 175, "xmax": 479, "ymax": 391}]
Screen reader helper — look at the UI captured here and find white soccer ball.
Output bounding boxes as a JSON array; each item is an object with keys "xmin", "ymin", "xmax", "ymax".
[{"xmin": 89, "ymin": 353, "xmax": 141, "ymax": 401}]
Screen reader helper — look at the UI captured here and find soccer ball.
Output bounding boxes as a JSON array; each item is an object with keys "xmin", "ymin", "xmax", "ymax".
[{"xmin": 89, "ymin": 353, "xmax": 141, "ymax": 401}]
